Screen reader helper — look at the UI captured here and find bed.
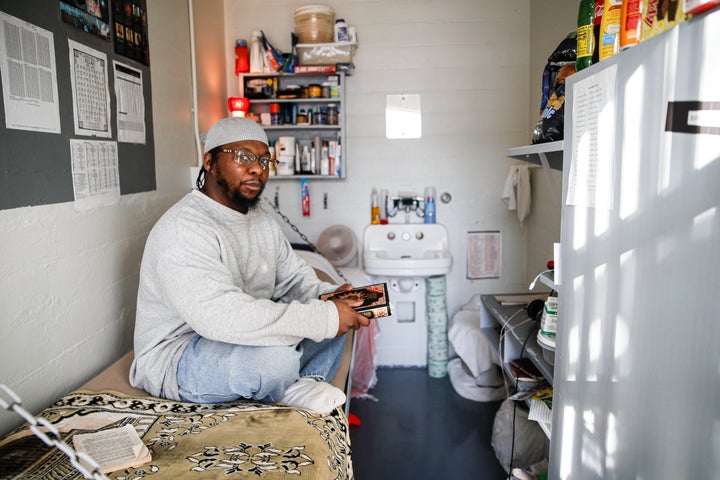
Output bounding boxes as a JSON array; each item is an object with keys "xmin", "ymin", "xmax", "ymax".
[{"xmin": 0, "ymin": 251, "xmax": 356, "ymax": 479}]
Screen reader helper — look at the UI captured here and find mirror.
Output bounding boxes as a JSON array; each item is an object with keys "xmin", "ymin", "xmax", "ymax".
[{"xmin": 385, "ymin": 94, "xmax": 422, "ymax": 139}]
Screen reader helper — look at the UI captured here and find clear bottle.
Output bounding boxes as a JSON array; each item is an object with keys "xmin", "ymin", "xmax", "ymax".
[{"xmin": 301, "ymin": 145, "xmax": 312, "ymax": 173}]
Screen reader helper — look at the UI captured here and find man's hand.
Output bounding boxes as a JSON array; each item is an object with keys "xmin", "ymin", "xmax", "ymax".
[{"xmin": 329, "ymin": 284, "xmax": 371, "ymax": 336}]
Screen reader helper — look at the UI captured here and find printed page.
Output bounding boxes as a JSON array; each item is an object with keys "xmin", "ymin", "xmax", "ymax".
[
  {"xmin": 567, "ymin": 64, "xmax": 617, "ymax": 209},
  {"xmin": 0, "ymin": 11, "xmax": 61, "ymax": 133},
  {"xmin": 72, "ymin": 424, "xmax": 150, "ymax": 473}
]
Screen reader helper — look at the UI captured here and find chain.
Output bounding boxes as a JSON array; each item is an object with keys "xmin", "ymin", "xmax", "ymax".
[
  {"xmin": 263, "ymin": 196, "xmax": 350, "ymax": 284},
  {"xmin": 0, "ymin": 384, "xmax": 110, "ymax": 480}
]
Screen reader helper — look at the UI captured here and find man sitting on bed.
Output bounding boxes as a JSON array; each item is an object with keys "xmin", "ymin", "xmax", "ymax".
[{"xmin": 130, "ymin": 117, "xmax": 370, "ymax": 415}]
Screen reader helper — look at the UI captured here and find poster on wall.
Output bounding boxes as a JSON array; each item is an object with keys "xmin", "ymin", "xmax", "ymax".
[
  {"xmin": 113, "ymin": 60, "xmax": 145, "ymax": 144},
  {"xmin": 59, "ymin": 0, "xmax": 111, "ymax": 42},
  {"xmin": 0, "ymin": 11, "xmax": 61, "ymax": 133},
  {"xmin": 466, "ymin": 231, "xmax": 502, "ymax": 279},
  {"xmin": 112, "ymin": 0, "xmax": 149, "ymax": 65},
  {"xmin": 68, "ymin": 39, "xmax": 112, "ymax": 138}
]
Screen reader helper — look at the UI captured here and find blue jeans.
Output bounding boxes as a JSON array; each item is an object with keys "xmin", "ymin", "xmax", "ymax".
[{"xmin": 176, "ymin": 335, "xmax": 347, "ymax": 404}]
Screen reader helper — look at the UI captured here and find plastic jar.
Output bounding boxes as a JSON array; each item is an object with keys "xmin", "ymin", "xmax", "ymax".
[
  {"xmin": 308, "ymin": 84, "xmax": 322, "ymax": 98},
  {"xmin": 294, "ymin": 5, "xmax": 335, "ymax": 44}
]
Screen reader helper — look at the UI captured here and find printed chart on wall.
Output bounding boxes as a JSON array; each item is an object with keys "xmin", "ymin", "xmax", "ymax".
[
  {"xmin": 70, "ymin": 139, "xmax": 120, "ymax": 210},
  {"xmin": 466, "ymin": 231, "xmax": 501, "ymax": 279},
  {"xmin": 68, "ymin": 39, "xmax": 111, "ymax": 138},
  {"xmin": 0, "ymin": 11, "xmax": 61, "ymax": 133},
  {"xmin": 113, "ymin": 60, "xmax": 145, "ymax": 144}
]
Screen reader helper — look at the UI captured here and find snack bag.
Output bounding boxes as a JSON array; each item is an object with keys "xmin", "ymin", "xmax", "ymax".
[
  {"xmin": 532, "ymin": 64, "xmax": 576, "ymax": 144},
  {"xmin": 642, "ymin": 0, "xmax": 686, "ymax": 41}
]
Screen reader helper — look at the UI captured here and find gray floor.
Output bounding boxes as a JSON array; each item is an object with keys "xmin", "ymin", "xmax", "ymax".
[{"xmin": 349, "ymin": 367, "xmax": 507, "ymax": 480}]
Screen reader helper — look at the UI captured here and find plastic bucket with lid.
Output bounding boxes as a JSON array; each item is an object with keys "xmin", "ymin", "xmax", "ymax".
[{"xmin": 295, "ymin": 5, "xmax": 335, "ymax": 44}]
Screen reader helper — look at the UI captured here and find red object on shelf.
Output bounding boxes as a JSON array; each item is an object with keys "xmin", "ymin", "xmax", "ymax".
[
  {"xmin": 235, "ymin": 39, "xmax": 249, "ymax": 74},
  {"xmin": 228, "ymin": 97, "xmax": 250, "ymax": 117}
]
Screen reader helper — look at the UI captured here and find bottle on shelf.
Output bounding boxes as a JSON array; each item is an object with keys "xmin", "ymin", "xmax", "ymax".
[
  {"xmin": 320, "ymin": 141, "xmax": 330, "ymax": 175},
  {"xmin": 599, "ymin": 0, "xmax": 622, "ymax": 61},
  {"xmin": 301, "ymin": 144, "xmax": 312, "ymax": 173},
  {"xmin": 576, "ymin": 0, "xmax": 596, "ymax": 71},
  {"xmin": 334, "ymin": 18, "xmax": 348, "ymax": 42},
  {"xmin": 234, "ymin": 39, "xmax": 249, "ymax": 75},
  {"xmin": 250, "ymin": 31, "xmax": 264, "ymax": 73},
  {"xmin": 592, "ymin": 0, "xmax": 604, "ymax": 64}
]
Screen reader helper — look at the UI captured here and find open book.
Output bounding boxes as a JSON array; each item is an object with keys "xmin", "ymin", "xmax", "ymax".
[
  {"xmin": 72, "ymin": 424, "xmax": 151, "ymax": 475},
  {"xmin": 319, "ymin": 282, "xmax": 392, "ymax": 319}
]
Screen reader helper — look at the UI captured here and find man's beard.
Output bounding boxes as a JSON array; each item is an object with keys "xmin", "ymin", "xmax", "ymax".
[{"xmin": 216, "ymin": 176, "xmax": 264, "ymax": 211}]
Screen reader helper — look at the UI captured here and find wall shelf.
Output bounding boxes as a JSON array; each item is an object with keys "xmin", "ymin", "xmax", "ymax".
[
  {"xmin": 506, "ymin": 141, "xmax": 564, "ymax": 170},
  {"xmin": 480, "ymin": 293, "xmax": 554, "ymax": 438}
]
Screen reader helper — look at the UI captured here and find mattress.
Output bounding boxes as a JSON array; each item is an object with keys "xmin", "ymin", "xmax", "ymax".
[{"xmin": 0, "ymin": 352, "xmax": 354, "ymax": 479}]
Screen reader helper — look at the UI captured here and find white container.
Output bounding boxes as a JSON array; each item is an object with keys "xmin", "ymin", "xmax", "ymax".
[
  {"xmin": 276, "ymin": 154, "xmax": 295, "ymax": 175},
  {"xmin": 276, "ymin": 136, "xmax": 296, "ymax": 156},
  {"xmin": 334, "ymin": 18, "xmax": 348, "ymax": 42}
]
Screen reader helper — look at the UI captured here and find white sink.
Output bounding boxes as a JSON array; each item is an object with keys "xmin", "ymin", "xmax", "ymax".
[{"xmin": 362, "ymin": 224, "xmax": 453, "ymax": 277}]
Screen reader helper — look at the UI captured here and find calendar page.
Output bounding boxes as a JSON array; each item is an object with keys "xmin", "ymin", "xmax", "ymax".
[{"xmin": 68, "ymin": 39, "xmax": 111, "ymax": 138}]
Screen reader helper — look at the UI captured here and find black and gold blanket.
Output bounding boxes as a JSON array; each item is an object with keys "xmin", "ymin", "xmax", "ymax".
[{"xmin": 0, "ymin": 390, "xmax": 353, "ymax": 479}]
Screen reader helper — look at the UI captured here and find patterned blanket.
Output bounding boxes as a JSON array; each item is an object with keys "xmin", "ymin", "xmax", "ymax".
[{"xmin": 0, "ymin": 390, "xmax": 353, "ymax": 479}]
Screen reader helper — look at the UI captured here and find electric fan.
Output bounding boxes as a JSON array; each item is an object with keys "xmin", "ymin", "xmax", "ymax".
[{"xmin": 316, "ymin": 225, "xmax": 358, "ymax": 266}]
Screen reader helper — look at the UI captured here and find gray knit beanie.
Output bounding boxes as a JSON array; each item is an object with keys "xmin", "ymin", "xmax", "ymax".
[{"xmin": 203, "ymin": 117, "xmax": 268, "ymax": 152}]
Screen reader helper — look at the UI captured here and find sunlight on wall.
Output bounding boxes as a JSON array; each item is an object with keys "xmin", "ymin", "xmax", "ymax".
[
  {"xmin": 605, "ymin": 412, "xmax": 618, "ymax": 472},
  {"xmin": 559, "ymin": 405, "xmax": 576, "ymax": 480},
  {"xmin": 587, "ymin": 263, "xmax": 608, "ymax": 382},
  {"xmin": 692, "ymin": 206, "xmax": 716, "ymax": 241},
  {"xmin": 573, "ymin": 207, "xmax": 588, "ymax": 251},
  {"xmin": 694, "ymin": 136, "xmax": 720, "ymax": 170},
  {"xmin": 581, "ymin": 410, "xmax": 604, "ymax": 477},
  {"xmin": 566, "ymin": 274, "xmax": 584, "ymax": 382},
  {"xmin": 619, "ymin": 66, "xmax": 644, "ymax": 220}
]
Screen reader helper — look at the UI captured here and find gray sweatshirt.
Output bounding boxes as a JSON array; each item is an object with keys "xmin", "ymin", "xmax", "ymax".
[{"xmin": 130, "ymin": 190, "xmax": 339, "ymax": 400}]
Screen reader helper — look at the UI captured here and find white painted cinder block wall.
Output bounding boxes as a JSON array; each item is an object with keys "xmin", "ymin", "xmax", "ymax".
[
  {"xmin": 1, "ymin": 0, "xmax": 575, "ymax": 436},
  {"xmin": 223, "ymin": 0, "xmax": 575, "ymax": 316},
  {"xmin": 0, "ymin": 0, "xmax": 203, "ymax": 435}
]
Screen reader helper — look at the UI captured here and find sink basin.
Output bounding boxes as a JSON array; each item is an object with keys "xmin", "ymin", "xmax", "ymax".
[{"xmin": 362, "ymin": 224, "xmax": 453, "ymax": 277}]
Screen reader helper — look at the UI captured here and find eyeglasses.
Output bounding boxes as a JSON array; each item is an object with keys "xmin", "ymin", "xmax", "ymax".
[{"xmin": 220, "ymin": 149, "xmax": 277, "ymax": 171}]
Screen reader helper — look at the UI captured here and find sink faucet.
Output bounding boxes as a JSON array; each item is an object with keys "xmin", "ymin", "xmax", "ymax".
[{"xmin": 388, "ymin": 195, "xmax": 425, "ymax": 222}]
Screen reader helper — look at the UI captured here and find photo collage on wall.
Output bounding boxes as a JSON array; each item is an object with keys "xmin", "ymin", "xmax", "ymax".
[{"xmin": 59, "ymin": 0, "xmax": 149, "ymax": 66}]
